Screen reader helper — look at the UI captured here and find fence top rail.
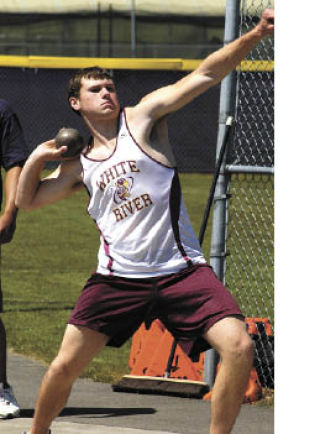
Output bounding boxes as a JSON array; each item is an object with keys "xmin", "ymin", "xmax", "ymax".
[
  {"xmin": 226, "ymin": 165, "xmax": 274, "ymax": 175},
  {"xmin": 0, "ymin": 55, "xmax": 274, "ymax": 72}
]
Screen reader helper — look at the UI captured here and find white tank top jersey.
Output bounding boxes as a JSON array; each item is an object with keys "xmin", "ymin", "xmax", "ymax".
[{"xmin": 80, "ymin": 108, "xmax": 206, "ymax": 278}]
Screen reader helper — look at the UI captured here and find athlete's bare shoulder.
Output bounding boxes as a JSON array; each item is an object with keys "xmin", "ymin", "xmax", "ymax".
[{"xmin": 125, "ymin": 107, "xmax": 176, "ymax": 167}]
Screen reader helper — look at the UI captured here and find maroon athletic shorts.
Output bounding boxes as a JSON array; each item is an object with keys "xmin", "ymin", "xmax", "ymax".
[{"xmin": 68, "ymin": 264, "xmax": 243, "ymax": 358}]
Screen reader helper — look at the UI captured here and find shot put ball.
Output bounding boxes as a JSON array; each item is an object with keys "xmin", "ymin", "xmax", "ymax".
[{"xmin": 55, "ymin": 127, "xmax": 85, "ymax": 157}]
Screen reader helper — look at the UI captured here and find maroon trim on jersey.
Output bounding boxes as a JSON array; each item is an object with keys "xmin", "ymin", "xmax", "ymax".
[
  {"xmin": 81, "ymin": 174, "xmax": 113, "ymax": 272},
  {"xmin": 81, "ymin": 140, "xmax": 91, "ymax": 156},
  {"xmin": 122, "ymin": 108, "xmax": 173, "ymax": 169},
  {"xmin": 94, "ymin": 222, "xmax": 114, "ymax": 275},
  {"xmin": 169, "ymin": 169, "xmax": 193, "ymax": 267},
  {"xmin": 102, "ymin": 238, "xmax": 114, "ymax": 275}
]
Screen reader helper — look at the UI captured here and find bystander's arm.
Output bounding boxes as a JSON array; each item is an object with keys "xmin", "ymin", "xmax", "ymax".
[{"xmin": 0, "ymin": 165, "xmax": 22, "ymax": 243}]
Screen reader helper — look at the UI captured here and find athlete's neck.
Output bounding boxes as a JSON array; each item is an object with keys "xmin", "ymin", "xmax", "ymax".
[{"xmin": 84, "ymin": 112, "xmax": 120, "ymax": 149}]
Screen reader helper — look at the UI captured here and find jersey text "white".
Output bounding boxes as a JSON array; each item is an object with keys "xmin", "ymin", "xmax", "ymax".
[{"xmin": 96, "ymin": 160, "xmax": 140, "ymax": 191}]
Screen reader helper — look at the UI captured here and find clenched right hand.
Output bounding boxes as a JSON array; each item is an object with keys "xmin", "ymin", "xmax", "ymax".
[{"xmin": 32, "ymin": 139, "xmax": 68, "ymax": 162}]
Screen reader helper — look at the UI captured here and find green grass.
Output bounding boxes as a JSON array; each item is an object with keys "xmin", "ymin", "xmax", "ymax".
[{"xmin": 1, "ymin": 172, "xmax": 273, "ymax": 385}]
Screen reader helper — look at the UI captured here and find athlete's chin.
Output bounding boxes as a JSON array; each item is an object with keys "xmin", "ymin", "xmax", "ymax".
[
  {"xmin": 101, "ymin": 103, "xmax": 114, "ymax": 110},
  {"xmin": 90, "ymin": 108, "xmax": 119, "ymax": 121},
  {"xmin": 101, "ymin": 105, "xmax": 120, "ymax": 115}
]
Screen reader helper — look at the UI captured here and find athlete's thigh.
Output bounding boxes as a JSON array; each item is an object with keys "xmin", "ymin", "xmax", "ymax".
[{"xmin": 55, "ymin": 324, "xmax": 109, "ymax": 375}]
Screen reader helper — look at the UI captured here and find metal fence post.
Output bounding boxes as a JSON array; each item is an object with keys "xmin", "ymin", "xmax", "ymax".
[
  {"xmin": 203, "ymin": 0, "xmax": 240, "ymax": 388},
  {"xmin": 131, "ymin": 0, "xmax": 137, "ymax": 57}
]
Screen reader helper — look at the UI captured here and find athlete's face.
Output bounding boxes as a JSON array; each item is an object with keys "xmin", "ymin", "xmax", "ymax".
[{"xmin": 70, "ymin": 77, "xmax": 120, "ymax": 120}]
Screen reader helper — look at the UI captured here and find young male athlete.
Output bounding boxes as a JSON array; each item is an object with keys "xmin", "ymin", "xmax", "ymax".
[{"xmin": 17, "ymin": 9, "xmax": 274, "ymax": 434}]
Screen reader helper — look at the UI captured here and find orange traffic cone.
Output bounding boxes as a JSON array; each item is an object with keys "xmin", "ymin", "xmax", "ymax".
[{"xmin": 129, "ymin": 319, "xmax": 205, "ymax": 380}]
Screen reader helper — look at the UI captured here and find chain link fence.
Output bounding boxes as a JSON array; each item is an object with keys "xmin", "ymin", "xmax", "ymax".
[{"xmin": 225, "ymin": 0, "xmax": 274, "ymax": 389}]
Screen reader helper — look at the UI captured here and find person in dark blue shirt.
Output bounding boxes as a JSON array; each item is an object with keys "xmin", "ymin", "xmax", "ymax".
[{"xmin": 0, "ymin": 99, "xmax": 28, "ymax": 418}]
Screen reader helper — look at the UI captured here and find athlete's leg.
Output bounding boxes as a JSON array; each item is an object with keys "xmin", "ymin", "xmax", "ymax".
[
  {"xmin": 203, "ymin": 317, "xmax": 254, "ymax": 434},
  {"xmin": 30, "ymin": 324, "xmax": 109, "ymax": 434}
]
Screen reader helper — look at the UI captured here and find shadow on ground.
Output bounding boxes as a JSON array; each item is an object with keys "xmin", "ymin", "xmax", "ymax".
[{"xmin": 20, "ymin": 407, "xmax": 156, "ymax": 419}]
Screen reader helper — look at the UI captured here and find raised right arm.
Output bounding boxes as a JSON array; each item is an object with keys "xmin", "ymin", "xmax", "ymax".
[
  {"xmin": 16, "ymin": 139, "xmax": 83, "ymax": 211},
  {"xmin": 132, "ymin": 9, "xmax": 274, "ymax": 124}
]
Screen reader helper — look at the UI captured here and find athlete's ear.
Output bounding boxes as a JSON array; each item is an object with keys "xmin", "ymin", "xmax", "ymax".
[{"xmin": 69, "ymin": 96, "xmax": 80, "ymax": 112}]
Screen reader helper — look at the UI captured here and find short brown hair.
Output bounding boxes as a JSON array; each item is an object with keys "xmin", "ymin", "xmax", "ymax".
[{"xmin": 67, "ymin": 66, "xmax": 114, "ymax": 106}]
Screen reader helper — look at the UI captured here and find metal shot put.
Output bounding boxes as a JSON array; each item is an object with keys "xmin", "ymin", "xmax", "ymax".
[{"xmin": 55, "ymin": 127, "xmax": 84, "ymax": 158}]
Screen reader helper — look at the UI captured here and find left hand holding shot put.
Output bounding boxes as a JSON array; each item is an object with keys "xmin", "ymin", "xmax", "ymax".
[{"xmin": 31, "ymin": 139, "xmax": 69, "ymax": 162}]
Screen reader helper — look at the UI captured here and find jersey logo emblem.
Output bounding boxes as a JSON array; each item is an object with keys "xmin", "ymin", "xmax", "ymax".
[{"xmin": 113, "ymin": 177, "xmax": 134, "ymax": 204}]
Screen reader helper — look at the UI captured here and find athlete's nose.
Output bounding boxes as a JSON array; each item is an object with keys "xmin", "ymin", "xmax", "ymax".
[{"xmin": 100, "ymin": 87, "xmax": 110, "ymax": 98}]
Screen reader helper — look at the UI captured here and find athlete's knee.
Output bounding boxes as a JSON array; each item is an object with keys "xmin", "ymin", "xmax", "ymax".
[
  {"xmin": 236, "ymin": 332, "xmax": 254, "ymax": 363},
  {"xmin": 223, "ymin": 331, "xmax": 254, "ymax": 366},
  {"xmin": 205, "ymin": 318, "xmax": 254, "ymax": 363},
  {"xmin": 47, "ymin": 357, "xmax": 78, "ymax": 383}
]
